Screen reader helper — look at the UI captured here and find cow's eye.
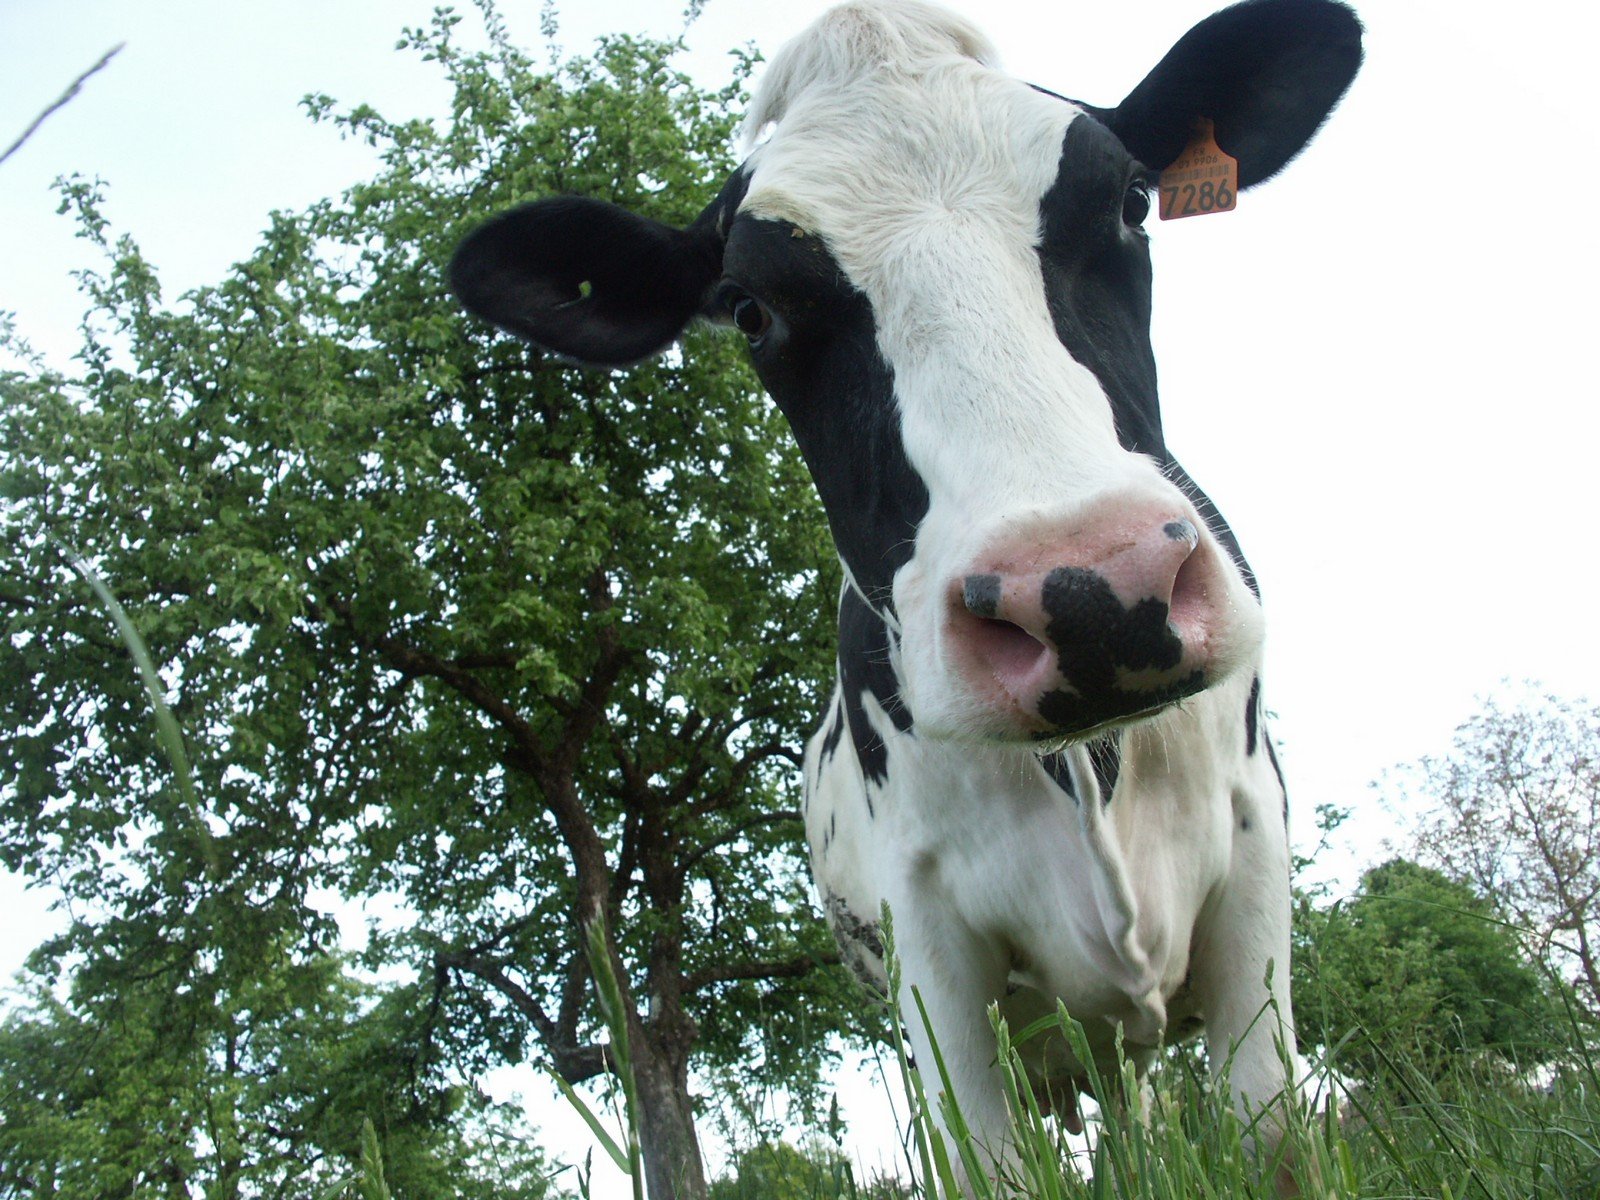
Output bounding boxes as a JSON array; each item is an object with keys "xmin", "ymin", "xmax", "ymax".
[
  {"xmin": 1122, "ymin": 183, "xmax": 1151, "ymax": 228},
  {"xmin": 723, "ymin": 290, "xmax": 772, "ymax": 341}
]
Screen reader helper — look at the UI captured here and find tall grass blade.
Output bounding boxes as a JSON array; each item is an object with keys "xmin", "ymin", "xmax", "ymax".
[
  {"xmin": 910, "ymin": 985, "xmax": 996, "ymax": 1199},
  {"xmin": 546, "ymin": 1064, "xmax": 633, "ymax": 1176},
  {"xmin": 356, "ymin": 1118, "xmax": 393, "ymax": 1200},
  {"xmin": 54, "ymin": 536, "xmax": 219, "ymax": 877},
  {"xmin": 577, "ymin": 912, "xmax": 645, "ymax": 1200},
  {"xmin": 881, "ymin": 910, "xmax": 958, "ymax": 1199},
  {"xmin": 529, "ymin": 911, "xmax": 647, "ymax": 1196}
]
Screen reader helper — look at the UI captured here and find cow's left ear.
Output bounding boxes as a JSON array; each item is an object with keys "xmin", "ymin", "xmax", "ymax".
[
  {"xmin": 449, "ymin": 196, "xmax": 724, "ymax": 366},
  {"xmin": 1101, "ymin": 0, "xmax": 1362, "ymax": 188}
]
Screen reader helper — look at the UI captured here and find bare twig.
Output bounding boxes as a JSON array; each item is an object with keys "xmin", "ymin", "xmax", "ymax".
[{"xmin": 1, "ymin": 42, "xmax": 126, "ymax": 168}]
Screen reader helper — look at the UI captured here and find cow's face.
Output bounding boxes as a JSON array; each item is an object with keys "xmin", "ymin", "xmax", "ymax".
[
  {"xmin": 450, "ymin": 0, "xmax": 1362, "ymax": 743},
  {"xmin": 715, "ymin": 63, "xmax": 1267, "ymax": 743}
]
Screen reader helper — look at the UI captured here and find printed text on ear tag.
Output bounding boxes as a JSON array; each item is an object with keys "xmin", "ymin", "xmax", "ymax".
[{"xmin": 1159, "ymin": 118, "xmax": 1238, "ymax": 220}]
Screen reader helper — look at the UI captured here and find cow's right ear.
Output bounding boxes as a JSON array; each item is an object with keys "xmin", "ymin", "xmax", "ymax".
[
  {"xmin": 1102, "ymin": 0, "xmax": 1362, "ymax": 189},
  {"xmin": 449, "ymin": 196, "xmax": 723, "ymax": 366}
]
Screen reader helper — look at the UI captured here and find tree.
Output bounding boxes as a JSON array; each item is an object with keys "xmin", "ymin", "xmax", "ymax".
[
  {"xmin": 709, "ymin": 1142, "xmax": 913, "ymax": 1200},
  {"xmin": 1292, "ymin": 858, "xmax": 1563, "ymax": 1087},
  {"xmin": 1401, "ymin": 691, "xmax": 1600, "ymax": 1020},
  {"xmin": 0, "ymin": 936, "xmax": 558, "ymax": 1200},
  {"xmin": 0, "ymin": 7, "xmax": 873, "ymax": 1197}
]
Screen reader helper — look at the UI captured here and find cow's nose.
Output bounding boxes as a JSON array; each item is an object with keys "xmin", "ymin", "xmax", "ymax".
[
  {"xmin": 961, "ymin": 514, "xmax": 1199, "ymax": 639},
  {"xmin": 951, "ymin": 508, "xmax": 1219, "ymax": 735}
]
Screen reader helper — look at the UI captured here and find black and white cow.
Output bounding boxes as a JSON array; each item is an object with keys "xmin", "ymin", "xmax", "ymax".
[{"xmin": 451, "ymin": 0, "xmax": 1361, "ymax": 1182}]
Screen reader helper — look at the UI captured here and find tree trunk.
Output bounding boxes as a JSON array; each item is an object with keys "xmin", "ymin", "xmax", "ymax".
[
  {"xmin": 1571, "ymin": 913, "xmax": 1600, "ymax": 1016},
  {"xmin": 632, "ymin": 1031, "xmax": 708, "ymax": 1200}
]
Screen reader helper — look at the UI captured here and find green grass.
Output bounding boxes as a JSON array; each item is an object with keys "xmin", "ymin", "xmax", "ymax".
[
  {"xmin": 565, "ymin": 914, "xmax": 1599, "ymax": 1200},
  {"xmin": 698, "ymin": 1009, "xmax": 1599, "ymax": 1199}
]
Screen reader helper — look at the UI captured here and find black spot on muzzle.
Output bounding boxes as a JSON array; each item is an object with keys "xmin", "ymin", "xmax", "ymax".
[{"xmin": 1035, "ymin": 566, "xmax": 1202, "ymax": 733}]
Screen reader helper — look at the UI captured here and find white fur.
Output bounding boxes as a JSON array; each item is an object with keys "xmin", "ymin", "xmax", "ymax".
[{"xmin": 742, "ymin": 0, "xmax": 1002, "ymax": 153}]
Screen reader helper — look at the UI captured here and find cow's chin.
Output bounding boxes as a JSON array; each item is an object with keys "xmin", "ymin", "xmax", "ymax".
[{"xmin": 906, "ymin": 675, "xmax": 1195, "ymax": 747}]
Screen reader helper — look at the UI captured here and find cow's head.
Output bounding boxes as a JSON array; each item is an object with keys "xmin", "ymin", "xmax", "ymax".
[{"xmin": 450, "ymin": 0, "xmax": 1361, "ymax": 744}]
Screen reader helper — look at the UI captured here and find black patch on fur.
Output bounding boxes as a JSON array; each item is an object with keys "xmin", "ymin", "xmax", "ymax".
[
  {"xmin": 1089, "ymin": 737, "xmax": 1122, "ymax": 803},
  {"xmin": 1163, "ymin": 519, "xmax": 1195, "ymax": 542},
  {"xmin": 1037, "ymin": 741, "xmax": 1119, "ymax": 806},
  {"xmin": 1265, "ymin": 734, "xmax": 1288, "ymax": 827},
  {"xmin": 819, "ymin": 696, "xmax": 846, "ymax": 762},
  {"xmin": 837, "ymin": 586, "xmax": 913, "ymax": 792},
  {"xmin": 723, "ymin": 216, "xmax": 929, "ymax": 606},
  {"xmin": 1036, "ymin": 121, "xmax": 1263, "ymax": 603},
  {"xmin": 1044, "ymin": 567, "xmax": 1184, "ymax": 676},
  {"xmin": 1032, "ymin": 567, "xmax": 1203, "ymax": 733},
  {"xmin": 824, "ymin": 892, "xmax": 888, "ymax": 997},
  {"xmin": 1042, "ymin": 752, "xmax": 1077, "ymax": 804},
  {"xmin": 1245, "ymin": 675, "xmax": 1261, "ymax": 756},
  {"xmin": 450, "ymin": 170, "xmax": 752, "ymax": 366},
  {"xmin": 1038, "ymin": 671, "xmax": 1203, "ymax": 738},
  {"xmin": 1038, "ymin": 118, "xmax": 1164, "ymax": 460}
]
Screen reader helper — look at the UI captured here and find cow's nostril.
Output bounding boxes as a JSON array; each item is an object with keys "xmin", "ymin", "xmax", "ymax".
[
  {"xmin": 1168, "ymin": 536, "xmax": 1208, "ymax": 630},
  {"xmin": 957, "ymin": 573, "xmax": 1053, "ymax": 690},
  {"xmin": 962, "ymin": 573, "xmax": 1003, "ymax": 619},
  {"xmin": 1162, "ymin": 519, "xmax": 1198, "ymax": 547},
  {"xmin": 968, "ymin": 615, "xmax": 1051, "ymax": 683}
]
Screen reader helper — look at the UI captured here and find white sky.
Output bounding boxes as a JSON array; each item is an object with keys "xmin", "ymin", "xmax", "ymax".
[{"xmin": 4, "ymin": 0, "xmax": 1599, "ymax": 1193}]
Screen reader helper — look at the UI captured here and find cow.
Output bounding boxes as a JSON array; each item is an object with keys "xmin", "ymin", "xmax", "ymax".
[{"xmin": 449, "ymin": 0, "xmax": 1362, "ymax": 1187}]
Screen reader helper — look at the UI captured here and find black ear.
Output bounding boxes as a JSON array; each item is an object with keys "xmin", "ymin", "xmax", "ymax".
[
  {"xmin": 1104, "ymin": 0, "xmax": 1362, "ymax": 188},
  {"xmin": 449, "ymin": 196, "xmax": 723, "ymax": 366}
]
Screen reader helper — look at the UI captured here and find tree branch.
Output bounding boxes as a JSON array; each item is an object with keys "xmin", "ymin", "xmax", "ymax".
[
  {"xmin": 310, "ymin": 580, "xmax": 643, "ymax": 1057},
  {"xmin": 546, "ymin": 568, "xmax": 633, "ymax": 778},
  {"xmin": 688, "ymin": 742, "xmax": 805, "ymax": 817},
  {"xmin": 610, "ymin": 803, "xmax": 644, "ymax": 912},
  {"xmin": 676, "ymin": 809, "xmax": 803, "ymax": 883},
  {"xmin": 686, "ymin": 950, "xmax": 839, "ymax": 993},
  {"xmin": 556, "ymin": 944, "xmax": 590, "ymax": 1052},
  {"xmin": 668, "ymin": 702, "xmax": 791, "ymax": 809},
  {"xmin": 307, "ymin": 594, "xmax": 549, "ymax": 776},
  {"xmin": 436, "ymin": 947, "xmax": 559, "ymax": 1046},
  {"xmin": 441, "ymin": 945, "xmax": 610, "ymax": 1083},
  {"xmin": 1, "ymin": 43, "xmax": 124, "ymax": 167}
]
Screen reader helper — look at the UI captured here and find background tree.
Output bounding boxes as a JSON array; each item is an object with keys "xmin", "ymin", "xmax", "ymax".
[
  {"xmin": 1400, "ymin": 691, "xmax": 1600, "ymax": 1020},
  {"xmin": 0, "ymin": 936, "xmax": 557, "ymax": 1199},
  {"xmin": 1292, "ymin": 858, "xmax": 1564, "ymax": 1088},
  {"xmin": 0, "ymin": 6, "xmax": 874, "ymax": 1197},
  {"xmin": 708, "ymin": 1141, "xmax": 913, "ymax": 1200}
]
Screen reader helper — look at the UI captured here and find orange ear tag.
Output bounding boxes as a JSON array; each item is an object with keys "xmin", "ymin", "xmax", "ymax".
[{"xmin": 1158, "ymin": 118, "xmax": 1238, "ymax": 220}]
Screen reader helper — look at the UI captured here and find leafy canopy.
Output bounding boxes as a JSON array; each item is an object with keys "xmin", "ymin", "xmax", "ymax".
[
  {"xmin": 1, "ymin": 3, "xmax": 872, "ymax": 1193},
  {"xmin": 1293, "ymin": 857, "xmax": 1565, "ymax": 1086}
]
